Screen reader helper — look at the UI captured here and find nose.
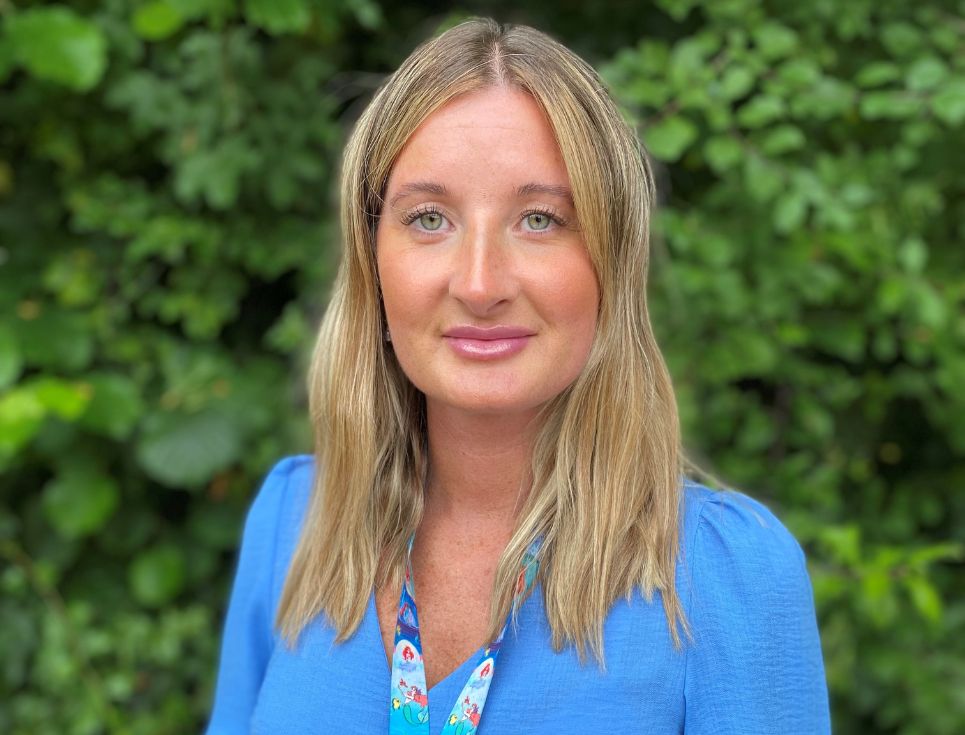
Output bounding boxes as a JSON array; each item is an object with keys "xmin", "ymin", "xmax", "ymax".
[{"xmin": 448, "ymin": 221, "xmax": 518, "ymax": 315}]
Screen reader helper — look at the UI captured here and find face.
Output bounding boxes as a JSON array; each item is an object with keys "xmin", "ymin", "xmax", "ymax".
[{"xmin": 375, "ymin": 85, "xmax": 599, "ymax": 419}]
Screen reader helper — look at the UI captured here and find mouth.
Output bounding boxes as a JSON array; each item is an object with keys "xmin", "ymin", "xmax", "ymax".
[
  {"xmin": 442, "ymin": 325, "xmax": 536, "ymax": 340},
  {"xmin": 441, "ymin": 325, "xmax": 536, "ymax": 361}
]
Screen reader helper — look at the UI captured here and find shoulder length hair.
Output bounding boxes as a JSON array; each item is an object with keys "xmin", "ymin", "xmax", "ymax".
[{"xmin": 277, "ymin": 16, "xmax": 695, "ymax": 665}]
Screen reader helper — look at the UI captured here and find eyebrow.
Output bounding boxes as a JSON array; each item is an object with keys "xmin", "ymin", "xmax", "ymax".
[
  {"xmin": 387, "ymin": 182, "xmax": 449, "ymax": 210},
  {"xmin": 386, "ymin": 181, "xmax": 575, "ymax": 210},
  {"xmin": 515, "ymin": 182, "xmax": 575, "ymax": 207}
]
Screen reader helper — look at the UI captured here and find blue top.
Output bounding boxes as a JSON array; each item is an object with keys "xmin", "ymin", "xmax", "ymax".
[{"xmin": 203, "ymin": 455, "xmax": 832, "ymax": 734}]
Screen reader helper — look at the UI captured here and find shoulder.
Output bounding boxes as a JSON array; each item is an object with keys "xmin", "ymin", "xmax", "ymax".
[
  {"xmin": 680, "ymin": 479, "xmax": 806, "ymax": 570},
  {"xmin": 677, "ymin": 478, "xmax": 811, "ymax": 617},
  {"xmin": 244, "ymin": 454, "xmax": 316, "ymax": 537},
  {"xmin": 676, "ymin": 480, "xmax": 831, "ymax": 732},
  {"xmin": 240, "ymin": 454, "xmax": 317, "ymax": 611}
]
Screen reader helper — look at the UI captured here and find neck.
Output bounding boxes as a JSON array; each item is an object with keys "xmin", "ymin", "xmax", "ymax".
[{"xmin": 422, "ymin": 400, "xmax": 542, "ymax": 533}]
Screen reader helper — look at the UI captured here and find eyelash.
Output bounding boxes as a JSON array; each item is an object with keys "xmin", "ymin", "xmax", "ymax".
[{"xmin": 400, "ymin": 204, "xmax": 570, "ymax": 235}]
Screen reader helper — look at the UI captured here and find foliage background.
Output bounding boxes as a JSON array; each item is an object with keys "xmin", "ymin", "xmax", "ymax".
[{"xmin": 1, "ymin": 0, "xmax": 963, "ymax": 732}]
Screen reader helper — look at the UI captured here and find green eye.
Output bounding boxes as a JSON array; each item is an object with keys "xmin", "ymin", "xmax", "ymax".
[
  {"xmin": 526, "ymin": 212, "xmax": 551, "ymax": 230},
  {"xmin": 419, "ymin": 212, "xmax": 444, "ymax": 230}
]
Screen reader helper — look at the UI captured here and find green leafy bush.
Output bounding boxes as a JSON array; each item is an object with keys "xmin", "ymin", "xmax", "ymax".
[
  {"xmin": 602, "ymin": 1, "xmax": 965, "ymax": 730},
  {"xmin": 1, "ymin": 1, "xmax": 961, "ymax": 732}
]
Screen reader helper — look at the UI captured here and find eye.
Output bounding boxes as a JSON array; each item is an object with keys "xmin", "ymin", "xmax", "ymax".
[
  {"xmin": 401, "ymin": 205, "xmax": 448, "ymax": 232},
  {"xmin": 522, "ymin": 206, "xmax": 569, "ymax": 235},
  {"xmin": 418, "ymin": 211, "xmax": 444, "ymax": 231}
]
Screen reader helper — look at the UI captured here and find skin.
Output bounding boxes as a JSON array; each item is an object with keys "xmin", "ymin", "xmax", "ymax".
[{"xmin": 374, "ymin": 84, "xmax": 600, "ymax": 690}]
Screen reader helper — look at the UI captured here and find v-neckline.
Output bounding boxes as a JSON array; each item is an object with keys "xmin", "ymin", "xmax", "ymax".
[{"xmin": 368, "ymin": 586, "xmax": 483, "ymax": 697}]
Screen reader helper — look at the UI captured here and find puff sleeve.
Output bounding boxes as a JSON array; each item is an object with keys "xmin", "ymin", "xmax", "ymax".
[
  {"xmin": 682, "ymin": 489, "xmax": 832, "ymax": 734},
  {"xmin": 203, "ymin": 457, "xmax": 298, "ymax": 735}
]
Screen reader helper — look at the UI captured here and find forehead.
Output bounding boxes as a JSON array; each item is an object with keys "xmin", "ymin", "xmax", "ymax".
[{"xmin": 384, "ymin": 86, "xmax": 572, "ymax": 198}]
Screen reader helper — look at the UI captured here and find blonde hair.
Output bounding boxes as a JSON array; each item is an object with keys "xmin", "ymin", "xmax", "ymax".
[{"xmin": 277, "ymin": 16, "xmax": 704, "ymax": 666}]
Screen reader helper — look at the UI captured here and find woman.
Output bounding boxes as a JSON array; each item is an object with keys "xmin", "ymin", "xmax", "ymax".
[{"xmin": 204, "ymin": 17, "xmax": 831, "ymax": 734}]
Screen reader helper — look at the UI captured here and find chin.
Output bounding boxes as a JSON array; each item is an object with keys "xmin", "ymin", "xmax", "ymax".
[{"xmin": 429, "ymin": 386, "xmax": 554, "ymax": 417}]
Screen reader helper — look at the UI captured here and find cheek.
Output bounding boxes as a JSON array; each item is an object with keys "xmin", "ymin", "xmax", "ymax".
[
  {"xmin": 572, "ymin": 285, "xmax": 601, "ymax": 356},
  {"xmin": 380, "ymin": 272, "xmax": 434, "ymax": 327},
  {"xmin": 377, "ymin": 245, "xmax": 420, "ymax": 322},
  {"xmin": 377, "ymin": 252, "xmax": 445, "ymax": 367},
  {"xmin": 542, "ymin": 254, "xmax": 600, "ymax": 335},
  {"xmin": 560, "ymin": 261, "xmax": 600, "ymax": 378}
]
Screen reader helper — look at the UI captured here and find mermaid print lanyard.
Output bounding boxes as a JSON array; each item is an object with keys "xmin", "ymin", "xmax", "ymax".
[{"xmin": 389, "ymin": 533, "xmax": 542, "ymax": 735}]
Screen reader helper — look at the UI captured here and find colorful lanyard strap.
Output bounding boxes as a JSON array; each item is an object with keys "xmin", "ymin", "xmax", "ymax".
[{"xmin": 389, "ymin": 533, "xmax": 542, "ymax": 735}]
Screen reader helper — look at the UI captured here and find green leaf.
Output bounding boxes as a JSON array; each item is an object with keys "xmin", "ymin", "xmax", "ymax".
[
  {"xmin": 78, "ymin": 373, "xmax": 144, "ymax": 439},
  {"xmin": 704, "ymin": 135, "xmax": 743, "ymax": 173},
  {"xmin": 931, "ymin": 79, "xmax": 965, "ymax": 126},
  {"xmin": 790, "ymin": 77, "xmax": 855, "ymax": 119},
  {"xmin": 743, "ymin": 155, "xmax": 784, "ymax": 203},
  {"xmin": 881, "ymin": 21, "xmax": 922, "ymax": 57},
  {"xmin": 875, "ymin": 275, "xmax": 908, "ymax": 315},
  {"xmin": 773, "ymin": 190, "xmax": 807, "ymax": 233},
  {"xmin": 188, "ymin": 504, "xmax": 242, "ymax": 549},
  {"xmin": 718, "ymin": 65, "xmax": 755, "ymax": 101},
  {"xmin": 855, "ymin": 61, "xmax": 901, "ymax": 88},
  {"xmin": 0, "ymin": 388, "xmax": 45, "ymax": 463},
  {"xmin": 810, "ymin": 317, "xmax": 866, "ymax": 363},
  {"xmin": 0, "ymin": 324, "xmax": 22, "ymax": 389},
  {"xmin": 644, "ymin": 115, "xmax": 698, "ymax": 162},
  {"xmin": 760, "ymin": 125, "xmax": 805, "ymax": 155},
  {"xmin": 168, "ymin": 0, "xmax": 234, "ymax": 24},
  {"xmin": 264, "ymin": 303, "xmax": 311, "ymax": 354},
  {"xmin": 655, "ymin": 0, "xmax": 701, "ymax": 22},
  {"xmin": 908, "ymin": 542, "xmax": 965, "ymax": 566},
  {"xmin": 860, "ymin": 91, "xmax": 923, "ymax": 120},
  {"xmin": 12, "ymin": 307, "xmax": 94, "ymax": 372},
  {"xmin": 174, "ymin": 138, "xmax": 261, "ymax": 210},
  {"xmin": 735, "ymin": 406, "xmax": 774, "ymax": 452},
  {"xmin": 752, "ymin": 22, "xmax": 799, "ymax": 60},
  {"xmin": 904, "ymin": 575, "xmax": 942, "ymax": 624},
  {"xmin": 902, "ymin": 118, "xmax": 936, "ymax": 145},
  {"xmin": 31, "ymin": 377, "xmax": 90, "ymax": 420},
  {"xmin": 796, "ymin": 395, "xmax": 835, "ymax": 441},
  {"xmin": 705, "ymin": 329, "xmax": 779, "ymax": 380},
  {"xmin": 820, "ymin": 525, "xmax": 862, "ymax": 566},
  {"xmin": 42, "ymin": 249, "xmax": 103, "ymax": 307},
  {"xmin": 243, "ymin": 0, "xmax": 310, "ymax": 35},
  {"xmin": 869, "ymin": 326, "xmax": 894, "ymax": 361},
  {"xmin": 42, "ymin": 466, "xmax": 120, "ymax": 539},
  {"xmin": 98, "ymin": 508, "xmax": 158, "ymax": 556},
  {"xmin": 129, "ymin": 545, "xmax": 186, "ymax": 607},
  {"xmin": 909, "ymin": 280, "xmax": 946, "ymax": 330},
  {"xmin": 897, "ymin": 237, "xmax": 928, "ymax": 273},
  {"xmin": 905, "ymin": 56, "xmax": 947, "ymax": 92},
  {"xmin": 0, "ymin": 36, "xmax": 15, "ymax": 83},
  {"xmin": 350, "ymin": 0, "xmax": 383, "ymax": 30},
  {"xmin": 775, "ymin": 58, "xmax": 821, "ymax": 89},
  {"xmin": 669, "ymin": 37, "xmax": 712, "ymax": 89},
  {"xmin": 136, "ymin": 407, "xmax": 243, "ymax": 488},
  {"xmin": 5, "ymin": 7, "xmax": 107, "ymax": 91},
  {"xmin": 736, "ymin": 95, "xmax": 786, "ymax": 128},
  {"xmin": 132, "ymin": 1, "xmax": 185, "ymax": 41}
]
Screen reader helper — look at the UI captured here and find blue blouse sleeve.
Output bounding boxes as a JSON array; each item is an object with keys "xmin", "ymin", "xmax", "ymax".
[
  {"xmin": 203, "ymin": 457, "xmax": 299, "ymax": 735},
  {"xmin": 682, "ymin": 488, "xmax": 832, "ymax": 734}
]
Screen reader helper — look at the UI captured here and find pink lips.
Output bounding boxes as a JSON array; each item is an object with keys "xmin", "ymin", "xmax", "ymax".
[{"xmin": 442, "ymin": 325, "xmax": 535, "ymax": 360}]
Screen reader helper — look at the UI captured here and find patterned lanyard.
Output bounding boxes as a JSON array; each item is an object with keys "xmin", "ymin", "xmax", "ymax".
[{"xmin": 388, "ymin": 533, "xmax": 542, "ymax": 734}]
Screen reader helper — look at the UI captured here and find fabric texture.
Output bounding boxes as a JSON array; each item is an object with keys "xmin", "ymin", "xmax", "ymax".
[{"xmin": 203, "ymin": 454, "xmax": 832, "ymax": 734}]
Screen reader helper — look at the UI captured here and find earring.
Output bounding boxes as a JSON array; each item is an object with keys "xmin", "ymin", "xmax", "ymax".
[{"xmin": 384, "ymin": 327, "xmax": 392, "ymax": 344}]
